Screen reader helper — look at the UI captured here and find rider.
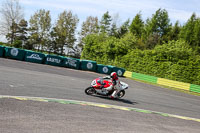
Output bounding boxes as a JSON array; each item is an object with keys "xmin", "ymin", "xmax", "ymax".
[{"xmin": 101, "ymin": 72, "xmax": 120, "ymax": 99}]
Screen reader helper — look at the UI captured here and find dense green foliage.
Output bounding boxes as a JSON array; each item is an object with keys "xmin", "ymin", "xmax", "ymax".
[{"xmin": 81, "ymin": 9, "xmax": 200, "ymax": 85}]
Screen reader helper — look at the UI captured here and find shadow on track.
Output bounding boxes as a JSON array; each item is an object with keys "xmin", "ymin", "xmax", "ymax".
[{"xmin": 90, "ymin": 95, "xmax": 138, "ymax": 105}]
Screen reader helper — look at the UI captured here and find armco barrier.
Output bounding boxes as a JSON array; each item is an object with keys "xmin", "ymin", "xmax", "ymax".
[
  {"xmin": 0, "ymin": 45, "xmax": 4, "ymax": 57},
  {"xmin": 132, "ymin": 72, "xmax": 157, "ymax": 84},
  {"xmin": 97, "ymin": 64, "xmax": 113, "ymax": 75},
  {"xmin": 157, "ymin": 78, "xmax": 190, "ymax": 91},
  {"xmin": 25, "ymin": 50, "xmax": 45, "ymax": 64},
  {"xmin": 81, "ymin": 60, "xmax": 97, "ymax": 72},
  {"xmin": 45, "ymin": 54, "xmax": 63, "ymax": 66},
  {"xmin": 190, "ymin": 84, "xmax": 200, "ymax": 93},
  {"xmin": 5, "ymin": 47, "xmax": 26, "ymax": 61},
  {"xmin": 63, "ymin": 57, "xmax": 80, "ymax": 70}
]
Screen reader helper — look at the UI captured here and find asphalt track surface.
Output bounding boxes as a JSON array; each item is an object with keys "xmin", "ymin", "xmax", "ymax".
[{"xmin": 0, "ymin": 58, "xmax": 200, "ymax": 132}]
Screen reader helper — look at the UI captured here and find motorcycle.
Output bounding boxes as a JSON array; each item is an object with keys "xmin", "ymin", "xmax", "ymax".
[{"xmin": 85, "ymin": 77, "xmax": 128, "ymax": 99}]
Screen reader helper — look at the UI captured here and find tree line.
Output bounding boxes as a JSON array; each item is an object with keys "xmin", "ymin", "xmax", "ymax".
[
  {"xmin": 81, "ymin": 10, "xmax": 200, "ymax": 85},
  {"xmin": 1, "ymin": 0, "xmax": 200, "ymax": 84}
]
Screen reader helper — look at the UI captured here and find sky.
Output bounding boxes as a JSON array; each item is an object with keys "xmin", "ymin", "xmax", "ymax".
[{"xmin": 1, "ymin": 0, "xmax": 200, "ymax": 42}]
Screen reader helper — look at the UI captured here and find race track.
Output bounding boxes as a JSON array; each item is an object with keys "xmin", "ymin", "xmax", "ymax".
[{"xmin": 0, "ymin": 58, "xmax": 200, "ymax": 132}]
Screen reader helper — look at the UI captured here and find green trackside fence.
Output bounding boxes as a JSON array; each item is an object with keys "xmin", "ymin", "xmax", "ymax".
[
  {"xmin": 80, "ymin": 60, "xmax": 97, "ymax": 72},
  {"xmin": 63, "ymin": 57, "xmax": 80, "ymax": 70},
  {"xmin": 0, "ymin": 45, "xmax": 4, "ymax": 57},
  {"xmin": 25, "ymin": 50, "xmax": 45, "ymax": 64},
  {"xmin": 45, "ymin": 54, "xmax": 63, "ymax": 67},
  {"xmin": 4, "ymin": 47, "xmax": 26, "ymax": 61}
]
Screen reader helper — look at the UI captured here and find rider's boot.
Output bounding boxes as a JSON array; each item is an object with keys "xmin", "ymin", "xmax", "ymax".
[{"xmin": 110, "ymin": 90, "xmax": 118, "ymax": 99}]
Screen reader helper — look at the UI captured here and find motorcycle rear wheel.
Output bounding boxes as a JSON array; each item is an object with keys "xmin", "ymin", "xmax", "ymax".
[{"xmin": 85, "ymin": 87, "xmax": 95, "ymax": 95}]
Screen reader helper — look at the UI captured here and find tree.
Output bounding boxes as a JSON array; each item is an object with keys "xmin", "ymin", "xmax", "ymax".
[
  {"xmin": 168, "ymin": 21, "xmax": 181, "ymax": 41},
  {"xmin": 117, "ymin": 19, "xmax": 130, "ymax": 38},
  {"xmin": 145, "ymin": 9, "xmax": 170, "ymax": 37},
  {"xmin": 179, "ymin": 13, "xmax": 197, "ymax": 47},
  {"xmin": 193, "ymin": 18, "xmax": 200, "ymax": 48},
  {"xmin": 100, "ymin": 11, "xmax": 112, "ymax": 34},
  {"xmin": 6, "ymin": 19, "xmax": 28, "ymax": 48},
  {"xmin": 78, "ymin": 16, "xmax": 99, "ymax": 51},
  {"xmin": 144, "ymin": 8, "xmax": 171, "ymax": 47},
  {"xmin": 17, "ymin": 19, "xmax": 28, "ymax": 45},
  {"xmin": 29, "ymin": 9, "xmax": 51, "ymax": 52},
  {"xmin": 0, "ymin": 0, "xmax": 24, "ymax": 44},
  {"xmin": 129, "ymin": 12, "xmax": 144, "ymax": 37},
  {"xmin": 51, "ymin": 10, "xmax": 79, "ymax": 56},
  {"xmin": 5, "ymin": 21, "xmax": 18, "ymax": 44}
]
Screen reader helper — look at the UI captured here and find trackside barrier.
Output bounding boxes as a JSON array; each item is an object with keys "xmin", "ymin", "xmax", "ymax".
[
  {"xmin": 81, "ymin": 60, "xmax": 97, "ymax": 72},
  {"xmin": 123, "ymin": 71, "xmax": 132, "ymax": 78},
  {"xmin": 157, "ymin": 78, "xmax": 190, "ymax": 91},
  {"xmin": 97, "ymin": 64, "xmax": 113, "ymax": 75},
  {"xmin": 112, "ymin": 66, "xmax": 125, "ymax": 77},
  {"xmin": 1, "ymin": 44, "xmax": 200, "ymax": 94},
  {"xmin": 25, "ymin": 50, "xmax": 45, "ymax": 64},
  {"xmin": 124, "ymin": 71, "xmax": 200, "ymax": 94},
  {"xmin": 63, "ymin": 57, "xmax": 80, "ymax": 70},
  {"xmin": 45, "ymin": 54, "xmax": 63, "ymax": 67},
  {"xmin": 0, "ymin": 45, "xmax": 126, "ymax": 76},
  {"xmin": 0, "ymin": 45, "xmax": 4, "ymax": 57},
  {"xmin": 4, "ymin": 47, "xmax": 26, "ymax": 61},
  {"xmin": 190, "ymin": 84, "xmax": 200, "ymax": 93},
  {"xmin": 132, "ymin": 72, "xmax": 157, "ymax": 84}
]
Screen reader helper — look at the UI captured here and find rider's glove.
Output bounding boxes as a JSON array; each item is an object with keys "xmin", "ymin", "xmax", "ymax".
[{"xmin": 112, "ymin": 80, "xmax": 117, "ymax": 85}]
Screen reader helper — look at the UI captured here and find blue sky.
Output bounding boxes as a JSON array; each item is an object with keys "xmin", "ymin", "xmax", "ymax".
[
  {"xmin": 1, "ymin": 0, "xmax": 200, "ymax": 41},
  {"xmin": 19, "ymin": 0, "xmax": 200, "ymax": 25}
]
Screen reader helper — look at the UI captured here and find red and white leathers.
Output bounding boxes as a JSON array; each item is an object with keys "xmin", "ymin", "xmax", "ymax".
[{"xmin": 102, "ymin": 72, "xmax": 120, "ymax": 98}]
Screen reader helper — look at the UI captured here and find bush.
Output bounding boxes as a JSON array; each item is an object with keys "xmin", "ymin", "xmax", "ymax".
[{"xmin": 81, "ymin": 34, "xmax": 200, "ymax": 85}]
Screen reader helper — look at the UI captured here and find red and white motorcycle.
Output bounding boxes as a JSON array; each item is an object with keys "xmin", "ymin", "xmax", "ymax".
[{"xmin": 85, "ymin": 77, "xmax": 128, "ymax": 99}]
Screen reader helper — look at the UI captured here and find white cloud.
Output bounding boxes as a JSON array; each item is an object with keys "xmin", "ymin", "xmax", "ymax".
[
  {"xmin": 0, "ymin": 35, "xmax": 7, "ymax": 42},
  {"xmin": 167, "ymin": 9, "xmax": 194, "ymax": 24}
]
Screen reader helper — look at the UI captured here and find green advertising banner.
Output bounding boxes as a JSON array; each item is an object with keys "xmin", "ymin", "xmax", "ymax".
[
  {"xmin": 0, "ymin": 45, "xmax": 4, "ymax": 57},
  {"xmin": 112, "ymin": 66, "xmax": 125, "ymax": 77},
  {"xmin": 45, "ymin": 55, "xmax": 63, "ymax": 66},
  {"xmin": 5, "ymin": 47, "xmax": 26, "ymax": 61},
  {"xmin": 63, "ymin": 57, "xmax": 80, "ymax": 69},
  {"xmin": 25, "ymin": 51, "xmax": 45, "ymax": 64},
  {"xmin": 81, "ymin": 60, "xmax": 97, "ymax": 72},
  {"xmin": 97, "ymin": 64, "xmax": 113, "ymax": 75}
]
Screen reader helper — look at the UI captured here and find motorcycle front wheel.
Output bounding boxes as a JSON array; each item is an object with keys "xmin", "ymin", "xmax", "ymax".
[
  {"xmin": 85, "ymin": 87, "xmax": 95, "ymax": 95},
  {"xmin": 117, "ymin": 90, "xmax": 125, "ymax": 98}
]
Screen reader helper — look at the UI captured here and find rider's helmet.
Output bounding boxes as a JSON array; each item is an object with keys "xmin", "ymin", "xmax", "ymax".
[{"xmin": 110, "ymin": 72, "xmax": 118, "ymax": 80}]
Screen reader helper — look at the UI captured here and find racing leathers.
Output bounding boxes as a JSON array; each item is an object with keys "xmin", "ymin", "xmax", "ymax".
[{"xmin": 101, "ymin": 76, "xmax": 120, "ymax": 98}]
